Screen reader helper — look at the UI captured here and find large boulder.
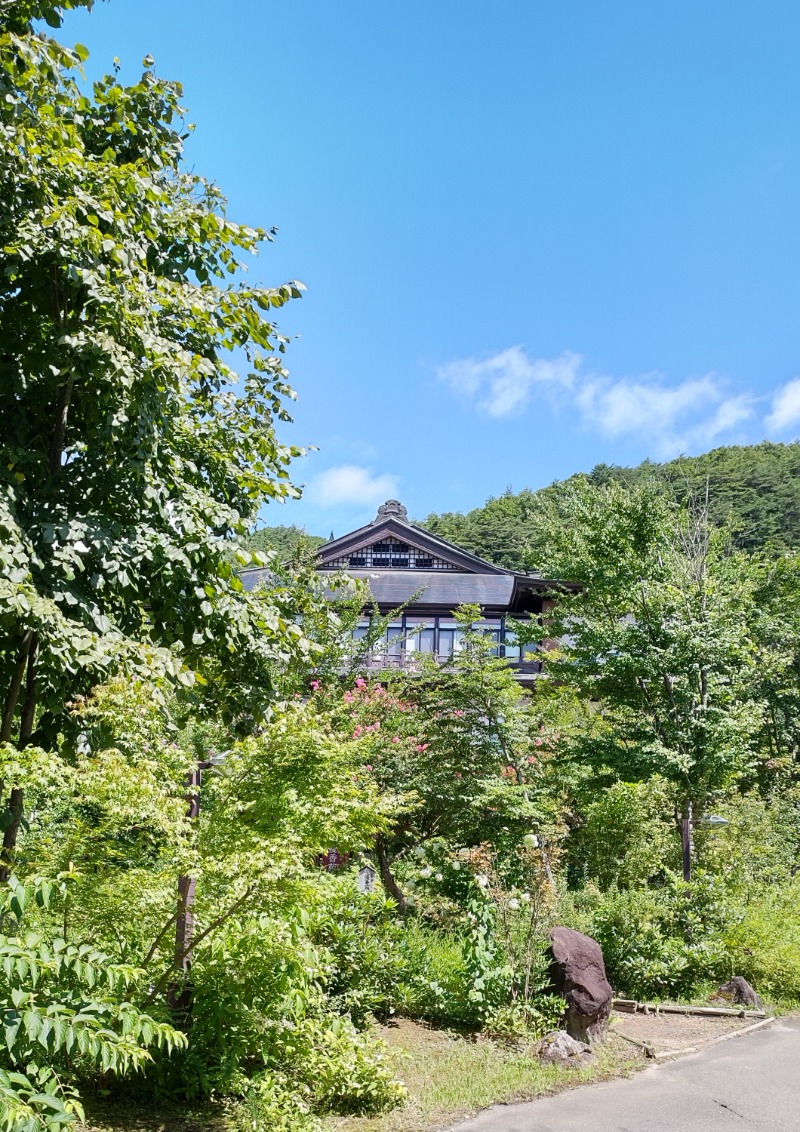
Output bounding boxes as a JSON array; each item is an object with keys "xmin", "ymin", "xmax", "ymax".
[
  {"xmin": 548, "ymin": 926, "xmax": 613, "ymax": 1045},
  {"xmin": 715, "ymin": 976, "xmax": 763, "ymax": 1010},
  {"xmin": 538, "ymin": 1030, "xmax": 595, "ymax": 1067}
]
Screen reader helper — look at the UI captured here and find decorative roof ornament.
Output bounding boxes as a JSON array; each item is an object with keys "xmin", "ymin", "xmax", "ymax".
[{"xmin": 373, "ymin": 499, "xmax": 409, "ymax": 523}]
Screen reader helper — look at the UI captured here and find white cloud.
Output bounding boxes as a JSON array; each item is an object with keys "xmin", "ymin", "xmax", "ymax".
[
  {"xmin": 575, "ymin": 374, "xmax": 719, "ymax": 437},
  {"xmin": 766, "ymin": 378, "xmax": 800, "ymax": 433},
  {"xmin": 576, "ymin": 375, "xmax": 753, "ymax": 456},
  {"xmin": 306, "ymin": 465, "xmax": 400, "ymax": 508},
  {"xmin": 437, "ymin": 347, "xmax": 581, "ymax": 419},
  {"xmin": 438, "ymin": 345, "xmax": 755, "ymax": 454}
]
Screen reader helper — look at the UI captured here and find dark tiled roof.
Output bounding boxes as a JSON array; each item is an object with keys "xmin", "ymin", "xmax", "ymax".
[{"xmin": 322, "ymin": 570, "xmax": 516, "ymax": 608}]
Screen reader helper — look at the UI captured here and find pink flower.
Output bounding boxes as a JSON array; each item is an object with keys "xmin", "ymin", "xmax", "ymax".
[
  {"xmin": 392, "ymin": 736, "xmax": 400, "ymax": 743},
  {"xmin": 355, "ymin": 678, "xmax": 366, "ymax": 689},
  {"xmin": 416, "ymin": 743, "xmax": 429, "ymax": 752},
  {"xmin": 354, "ymin": 726, "xmax": 363, "ymax": 738},
  {"xmin": 526, "ymin": 755, "xmax": 536, "ymax": 763},
  {"xmin": 310, "ymin": 680, "xmax": 320, "ymax": 691},
  {"xmin": 453, "ymin": 709, "xmax": 464, "ymax": 717},
  {"xmin": 365, "ymin": 764, "xmax": 373, "ymax": 771},
  {"xmin": 344, "ymin": 691, "xmax": 353, "ymax": 703}
]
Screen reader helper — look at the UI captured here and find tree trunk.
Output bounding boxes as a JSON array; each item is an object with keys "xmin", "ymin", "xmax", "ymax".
[
  {"xmin": 0, "ymin": 632, "xmax": 33, "ymax": 745},
  {"xmin": 0, "ymin": 635, "xmax": 38, "ymax": 882},
  {"xmin": 167, "ymin": 762, "xmax": 203, "ymax": 1020},
  {"xmin": 374, "ymin": 835, "xmax": 407, "ymax": 912}
]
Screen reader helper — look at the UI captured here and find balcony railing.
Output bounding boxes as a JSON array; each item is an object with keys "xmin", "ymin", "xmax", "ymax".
[{"xmin": 354, "ymin": 650, "xmax": 544, "ymax": 675}]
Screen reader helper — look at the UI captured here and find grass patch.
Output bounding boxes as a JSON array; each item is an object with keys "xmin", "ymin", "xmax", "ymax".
[
  {"xmin": 79, "ymin": 1020, "xmax": 645, "ymax": 1132},
  {"xmin": 324, "ymin": 1019, "xmax": 643, "ymax": 1132}
]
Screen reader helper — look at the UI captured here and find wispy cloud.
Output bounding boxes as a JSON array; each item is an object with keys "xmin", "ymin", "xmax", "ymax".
[
  {"xmin": 576, "ymin": 374, "xmax": 753, "ymax": 457},
  {"xmin": 306, "ymin": 464, "xmax": 400, "ymax": 508},
  {"xmin": 437, "ymin": 347, "xmax": 581, "ymax": 419},
  {"xmin": 766, "ymin": 377, "xmax": 800, "ymax": 433},
  {"xmin": 438, "ymin": 346, "xmax": 758, "ymax": 455}
]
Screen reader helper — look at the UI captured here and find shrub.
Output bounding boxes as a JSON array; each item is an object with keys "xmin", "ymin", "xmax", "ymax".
[
  {"xmin": 722, "ymin": 880, "xmax": 800, "ymax": 1001},
  {"xmin": 567, "ymin": 778, "xmax": 676, "ymax": 889},
  {"xmin": 575, "ymin": 875, "xmax": 730, "ymax": 1000}
]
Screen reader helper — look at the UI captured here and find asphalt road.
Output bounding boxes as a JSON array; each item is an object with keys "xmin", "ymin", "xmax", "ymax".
[{"xmin": 452, "ymin": 1019, "xmax": 800, "ymax": 1132}]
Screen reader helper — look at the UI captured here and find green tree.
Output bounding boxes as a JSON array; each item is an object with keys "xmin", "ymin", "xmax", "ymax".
[
  {"xmin": 321, "ymin": 609, "xmax": 563, "ymax": 909},
  {"xmin": 0, "ymin": 3, "xmax": 308, "ymax": 868},
  {"xmin": 534, "ymin": 481, "xmax": 764, "ymax": 847},
  {"xmin": 422, "ymin": 442, "xmax": 800, "ymax": 570},
  {"xmin": 242, "ymin": 524, "xmax": 326, "ymax": 562}
]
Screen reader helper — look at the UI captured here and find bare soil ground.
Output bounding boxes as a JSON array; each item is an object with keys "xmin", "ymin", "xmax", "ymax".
[{"xmin": 611, "ymin": 1009, "xmax": 764, "ymax": 1054}]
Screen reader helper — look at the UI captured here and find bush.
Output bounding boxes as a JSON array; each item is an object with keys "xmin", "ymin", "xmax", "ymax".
[
  {"xmin": 567, "ymin": 778, "xmax": 676, "ymax": 889},
  {"xmin": 572, "ymin": 875, "xmax": 730, "ymax": 1000},
  {"xmin": 722, "ymin": 880, "xmax": 800, "ymax": 1001}
]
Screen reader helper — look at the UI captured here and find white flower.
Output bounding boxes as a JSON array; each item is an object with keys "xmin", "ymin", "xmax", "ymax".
[
  {"xmin": 520, "ymin": 891, "xmax": 531, "ymax": 903},
  {"xmin": 451, "ymin": 861, "xmax": 461, "ymax": 872},
  {"xmin": 522, "ymin": 833, "xmax": 540, "ymax": 848},
  {"xmin": 476, "ymin": 874, "xmax": 489, "ymax": 889},
  {"xmin": 507, "ymin": 898, "xmax": 520, "ymax": 910},
  {"xmin": 414, "ymin": 845, "xmax": 426, "ymax": 858},
  {"xmin": 435, "ymin": 872, "xmax": 443, "ymax": 882},
  {"xmin": 419, "ymin": 866, "xmax": 433, "ymax": 878}
]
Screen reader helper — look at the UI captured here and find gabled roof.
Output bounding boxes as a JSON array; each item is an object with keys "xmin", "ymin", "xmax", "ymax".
[{"xmin": 317, "ymin": 500, "xmax": 512, "ymax": 576}]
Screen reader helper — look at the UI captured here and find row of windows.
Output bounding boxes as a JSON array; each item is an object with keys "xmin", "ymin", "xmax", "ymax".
[
  {"xmin": 324, "ymin": 537, "xmax": 459, "ymax": 571},
  {"xmin": 352, "ymin": 615, "xmax": 539, "ymax": 662}
]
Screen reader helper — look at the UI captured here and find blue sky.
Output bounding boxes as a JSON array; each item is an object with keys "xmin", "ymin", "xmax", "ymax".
[{"xmin": 64, "ymin": 1, "xmax": 800, "ymax": 536}]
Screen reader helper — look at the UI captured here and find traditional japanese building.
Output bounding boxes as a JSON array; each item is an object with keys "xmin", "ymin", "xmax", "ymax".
[{"xmin": 242, "ymin": 500, "xmax": 576, "ymax": 685}]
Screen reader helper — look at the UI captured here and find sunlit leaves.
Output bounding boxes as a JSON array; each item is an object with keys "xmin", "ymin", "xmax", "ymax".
[
  {"xmin": 0, "ymin": 875, "xmax": 185, "ymax": 1131},
  {"xmin": 0, "ymin": 7, "xmax": 308, "ymax": 745}
]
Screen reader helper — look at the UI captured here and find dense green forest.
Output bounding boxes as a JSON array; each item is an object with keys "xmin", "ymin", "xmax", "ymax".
[
  {"xmin": 244, "ymin": 523, "xmax": 326, "ymax": 561},
  {"xmin": 421, "ymin": 442, "xmax": 800, "ymax": 569}
]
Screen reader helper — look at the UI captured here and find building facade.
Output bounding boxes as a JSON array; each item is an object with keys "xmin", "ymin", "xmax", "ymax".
[{"xmin": 243, "ymin": 500, "xmax": 574, "ymax": 685}]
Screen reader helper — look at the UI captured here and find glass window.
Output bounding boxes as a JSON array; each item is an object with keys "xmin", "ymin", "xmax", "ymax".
[
  {"xmin": 504, "ymin": 625, "xmax": 521, "ymax": 660},
  {"xmin": 385, "ymin": 622, "xmax": 403, "ymax": 657},
  {"xmin": 438, "ymin": 629, "xmax": 455, "ymax": 658},
  {"xmin": 437, "ymin": 622, "xmax": 465, "ymax": 657},
  {"xmin": 405, "ymin": 618, "xmax": 435, "ymax": 653}
]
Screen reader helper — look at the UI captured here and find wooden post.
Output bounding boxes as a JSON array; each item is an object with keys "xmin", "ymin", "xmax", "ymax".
[{"xmin": 681, "ymin": 801, "xmax": 693, "ymax": 882}]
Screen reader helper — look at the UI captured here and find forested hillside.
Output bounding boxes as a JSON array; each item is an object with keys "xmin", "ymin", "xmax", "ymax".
[
  {"xmin": 244, "ymin": 523, "xmax": 327, "ymax": 560},
  {"xmin": 421, "ymin": 442, "xmax": 800, "ymax": 570}
]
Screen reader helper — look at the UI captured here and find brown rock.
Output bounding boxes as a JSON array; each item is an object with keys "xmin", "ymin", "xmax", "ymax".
[
  {"xmin": 548, "ymin": 926, "xmax": 613, "ymax": 1045},
  {"xmin": 716, "ymin": 976, "xmax": 763, "ymax": 1010}
]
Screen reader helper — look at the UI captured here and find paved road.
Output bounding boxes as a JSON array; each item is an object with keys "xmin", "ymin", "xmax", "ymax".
[{"xmin": 452, "ymin": 1019, "xmax": 800, "ymax": 1132}]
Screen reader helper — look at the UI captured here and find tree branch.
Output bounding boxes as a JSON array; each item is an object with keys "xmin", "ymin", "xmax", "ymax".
[{"xmin": 145, "ymin": 886, "xmax": 254, "ymax": 1004}]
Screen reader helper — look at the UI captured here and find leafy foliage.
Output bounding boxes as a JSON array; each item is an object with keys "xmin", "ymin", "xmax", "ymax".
[
  {"xmin": 241, "ymin": 525, "xmax": 326, "ymax": 563},
  {"xmin": 0, "ymin": 9, "xmax": 307, "ymax": 760},
  {"xmin": 0, "ymin": 875, "xmax": 184, "ymax": 1131}
]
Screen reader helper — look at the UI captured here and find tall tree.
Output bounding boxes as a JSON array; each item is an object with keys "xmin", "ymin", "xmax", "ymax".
[
  {"xmin": 532, "ymin": 480, "xmax": 764, "ymax": 848},
  {"xmin": 0, "ymin": 2, "xmax": 306, "ymax": 868}
]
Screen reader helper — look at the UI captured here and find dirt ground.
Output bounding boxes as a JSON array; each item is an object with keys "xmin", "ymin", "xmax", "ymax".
[{"xmin": 612, "ymin": 1009, "xmax": 764, "ymax": 1053}]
